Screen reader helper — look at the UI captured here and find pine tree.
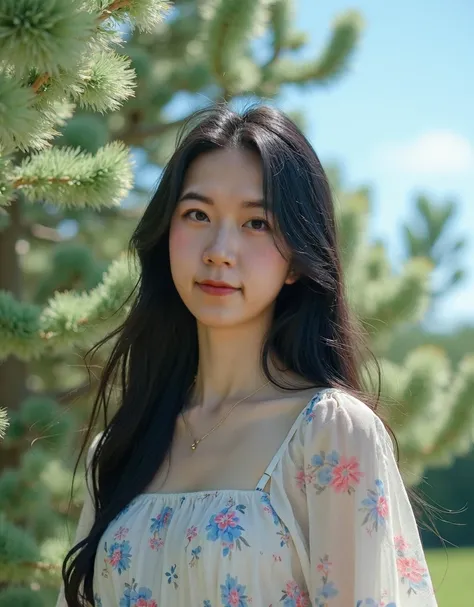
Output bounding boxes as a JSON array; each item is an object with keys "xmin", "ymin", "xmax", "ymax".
[
  {"xmin": 330, "ymin": 166, "xmax": 474, "ymax": 485},
  {"xmin": 402, "ymin": 194, "xmax": 467, "ymax": 303},
  {"xmin": 1, "ymin": 0, "xmax": 472, "ymax": 603},
  {"xmin": 0, "ymin": 1, "xmax": 365, "ymax": 603}
]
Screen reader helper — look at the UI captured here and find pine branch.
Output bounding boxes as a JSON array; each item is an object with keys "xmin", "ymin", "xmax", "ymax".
[
  {"xmin": 262, "ymin": 0, "xmax": 293, "ymax": 70},
  {"xmin": 26, "ymin": 223, "xmax": 64, "ymax": 243},
  {"xmin": 358, "ymin": 257, "xmax": 433, "ymax": 336},
  {"xmin": 0, "ymin": 255, "xmax": 136, "ymax": 361},
  {"xmin": 7, "ymin": 142, "xmax": 134, "ymax": 210},
  {"xmin": 26, "ymin": 0, "xmax": 170, "ymax": 92},
  {"xmin": 206, "ymin": 0, "xmax": 271, "ymax": 96},
  {"xmin": 0, "ymin": 409, "xmax": 8, "ymax": 439},
  {"xmin": 267, "ymin": 9, "xmax": 364, "ymax": 86}
]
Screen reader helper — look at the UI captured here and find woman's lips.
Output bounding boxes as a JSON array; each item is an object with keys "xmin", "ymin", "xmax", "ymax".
[{"xmin": 197, "ymin": 283, "xmax": 240, "ymax": 296}]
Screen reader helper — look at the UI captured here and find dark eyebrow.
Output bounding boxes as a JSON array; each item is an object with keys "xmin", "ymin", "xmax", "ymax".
[{"xmin": 178, "ymin": 191, "xmax": 265, "ymax": 210}]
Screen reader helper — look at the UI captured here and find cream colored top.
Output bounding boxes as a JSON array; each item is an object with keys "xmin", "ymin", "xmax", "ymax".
[{"xmin": 57, "ymin": 388, "xmax": 437, "ymax": 606}]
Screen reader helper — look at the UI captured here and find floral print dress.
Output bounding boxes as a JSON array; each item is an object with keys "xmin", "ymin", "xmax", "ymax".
[{"xmin": 61, "ymin": 389, "xmax": 438, "ymax": 607}]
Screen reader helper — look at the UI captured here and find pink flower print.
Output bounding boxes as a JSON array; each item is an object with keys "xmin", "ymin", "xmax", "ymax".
[
  {"xmin": 284, "ymin": 580, "xmax": 300, "ymax": 598},
  {"xmin": 314, "ymin": 554, "xmax": 339, "ymax": 605},
  {"xmin": 397, "ymin": 556, "xmax": 427, "ymax": 584},
  {"xmin": 280, "ymin": 580, "xmax": 310, "ymax": 606},
  {"xmin": 295, "ymin": 469, "xmax": 307, "ymax": 490},
  {"xmin": 185, "ymin": 525, "xmax": 198, "ymax": 549},
  {"xmin": 304, "ymin": 450, "xmax": 363, "ymax": 496},
  {"xmin": 136, "ymin": 600, "xmax": 157, "ymax": 607},
  {"xmin": 228, "ymin": 588, "xmax": 241, "ymax": 605},
  {"xmin": 149, "ymin": 506, "xmax": 174, "ymax": 535},
  {"xmin": 330, "ymin": 456, "xmax": 363, "ymax": 493},
  {"xmin": 273, "ymin": 554, "xmax": 282, "ymax": 562},
  {"xmin": 215, "ymin": 511, "xmax": 238, "ymax": 530},
  {"xmin": 377, "ymin": 495, "xmax": 389, "ymax": 518},
  {"xmin": 296, "ymin": 593, "xmax": 311, "ymax": 607},
  {"xmin": 393, "ymin": 538, "xmax": 431, "ymax": 595},
  {"xmin": 394, "ymin": 535, "xmax": 409, "ymax": 552},
  {"xmin": 114, "ymin": 526, "xmax": 129, "ymax": 540},
  {"xmin": 105, "ymin": 540, "xmax": 132, "ymax": 574},
  {"xmin": 149, "ymin": 537, "xmax": 164, "ymax": 551},
  {"xmin": 207, "ymin": 504, "xmax": 250, "ymax": 558},
  {"xmin": 360, "ymin": 480, "xmax": 388, "ymax": 534},
  {"xmin": 316, "ymin": 556, "xmax": 332, "ymax": 575},
  {"xmin": 277, "ymin": 529, "xmax": 290, "ymax": 548}
]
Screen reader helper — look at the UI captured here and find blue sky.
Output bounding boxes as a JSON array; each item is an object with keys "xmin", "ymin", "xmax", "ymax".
[
  {"xmin": 278, "ymin": 0, "xmax": 473, "ymax": 330},
  {"xmin": 139, "ymin": 1, "xmax": 472, "ymax": 331}
]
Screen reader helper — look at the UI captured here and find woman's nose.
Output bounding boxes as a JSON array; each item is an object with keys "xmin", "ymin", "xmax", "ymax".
[{"xmin": 203, "ymin": 225, "xmax": 238, "ymax": 266}]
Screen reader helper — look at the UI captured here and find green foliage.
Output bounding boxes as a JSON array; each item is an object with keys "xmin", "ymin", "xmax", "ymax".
[
  {"xmin": 0, "ymin": 1, "xmax": 472, "ymax": 603},
  {"xmin": 402, "ymin": 195, "xmax": 467, "ymax": 299},
  {"xmin": 329, "ymin": 169, "xmax": 474, "ymax": 485},
  {"xmin": 9, "ymin": 142, "xmax": 134, "ymax": 210},
  {"xmin": 0, "ymin": 585, "xmax": 45, "ymax": 607},
  {"xmin": 0, "ymin": 0, "xmax": 97, "ymax": 79},
  {"xmin": 0, "ymin": 254, "xmax": 135, "ymax": 360},
  {"xmin": 2, "ymin": 395, "xmax": 75, "ymax": 446},
  {"xmin": 0, "ymin": 513, "xmax": 40, "ymax": 577}
]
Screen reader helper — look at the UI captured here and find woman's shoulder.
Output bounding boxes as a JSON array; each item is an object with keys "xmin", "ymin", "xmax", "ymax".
[
  {"xmin": 297, "ymin": 387, "xmax": 389, "ymax": 450},
  {"xmin": 87, "ymin": 431, "xmax": 104, "ymax": 465},
  {"xmin": 84, "ymin": 431, "xmax": 104, "ymax": 495}
]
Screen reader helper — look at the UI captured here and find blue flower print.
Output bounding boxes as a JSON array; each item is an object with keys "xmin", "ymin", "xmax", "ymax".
[
  {"xmin": 148, "ymin": 505, "xmax": 174, "ymax": 551},
  {"xmin": 119, "ymin": 580, "xmax": 157, "ymax": 607},
  {"xmin": 297, "ymin": 449, "xmax": 363, "ymax": 496},
  {"xmin": 360, "ymin": 479, "xmax": 389, "ymax": 533},
  {"xmin": 206, "ymin": 504, "xmax": 250, "ymax": 558},
  {"xmin": 149, "ymin": 505, "xmax": 174, "ymax": 534},
  {"xmin": 260, "ymin": 492, "xmax": 291, "ymax": 547},
  {"xmin": 105, "ymin": 539, "xmax": 132, "ymax": 574},
  {"xmin": 314, "ymin": 581, "xmax": 338, "ymax": 606},
  {"xmin": 260, "ymin": 493, "xmax": 280, "ymax": 526},
  {"xmin": 165, "ymin": 563, "xmax": 179, "ymax": 589},
  {"xmin": 317, "ymin": 465, "xmax": 333, "ymax": 486},
  {"xmin": 203, "ymin": 601, "xmax": 212, "ymax": 607},
  {"xmin": 326, "ymin": 450, "xmax": 340, "ymax": 466},
  {"xmin": 314, "ymin": 554, "xmax": 338, "ymax": 606},
  {"xmin": 93, "ymin": 594, "xmax": 102, "ymax": 607},
  {"xmin": 280, "ymin": 580, "xmax": 310, "ymax": 606},
  {"xmin": 189, "ymin": 545, "xmax": 202, "ymax": 567},
  {"xmin": 220, "ymin": 573, "xmax": 248, "ymax": 607},
  {"xmin": 302, "ymin": 393, "xmax": 324, "ymax": 424}
]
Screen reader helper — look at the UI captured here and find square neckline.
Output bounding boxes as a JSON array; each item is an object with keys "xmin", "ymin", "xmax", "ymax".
[{"xmin": 136, "ymin": 386, "xmax": 334, "ymax": 500}]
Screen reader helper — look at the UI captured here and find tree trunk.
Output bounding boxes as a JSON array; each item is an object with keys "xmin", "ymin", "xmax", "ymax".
[{"xmin": 0, "ymin": 197, "xmax": 27, "ymax": 469}]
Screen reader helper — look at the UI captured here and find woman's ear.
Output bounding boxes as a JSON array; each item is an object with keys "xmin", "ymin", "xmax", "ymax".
[{"xmin": 284, "ymin": 267, "xmax": 299, "ymax": 285}]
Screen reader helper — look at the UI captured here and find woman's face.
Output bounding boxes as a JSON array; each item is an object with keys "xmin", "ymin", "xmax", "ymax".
[{"xmin": 169, "ymin": 147, "xmax": 297, "ymax": 328}]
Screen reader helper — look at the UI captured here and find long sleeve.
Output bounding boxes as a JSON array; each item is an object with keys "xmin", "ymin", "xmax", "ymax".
[
  {"xmin": 299, "ymin": 390, "xmax": 437, "ymax": 607},
  {"xmin": 55, "ymin": 433, "xmax": 102, "ymax": 607}
]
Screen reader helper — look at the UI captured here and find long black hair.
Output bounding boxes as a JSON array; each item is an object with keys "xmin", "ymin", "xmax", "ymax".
[{"xmin": 62, "ymin": 103, "xmax": 383, "ymax": 605}]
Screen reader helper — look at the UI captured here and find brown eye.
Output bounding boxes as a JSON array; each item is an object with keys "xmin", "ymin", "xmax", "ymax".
[
  {"xmin": 184, "ymin": 210, "xmax": 209, "ymax": 222},
  {"xmin": 246, "ymin": 218, "xmax": 271, "ymax": 231}
]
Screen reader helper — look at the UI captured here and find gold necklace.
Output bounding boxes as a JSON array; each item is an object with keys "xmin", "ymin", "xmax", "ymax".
[{"xmin": 181, "ymin": 379, "xmax": 271, "ymax": 451}]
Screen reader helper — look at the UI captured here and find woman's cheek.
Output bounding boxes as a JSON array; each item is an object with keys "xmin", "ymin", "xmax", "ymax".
[{"xmin": 170, "ymin": 224, "xmax": 195, "ymax": 258}]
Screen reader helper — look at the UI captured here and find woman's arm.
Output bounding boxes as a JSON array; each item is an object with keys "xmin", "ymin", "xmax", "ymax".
[
  {"xmin": 55, "ymin": 433, "xmax": 101, "ymax": 607},
  {"xmin": 302, "ymin": 391, "xmax": 437, "ymax": 606}
]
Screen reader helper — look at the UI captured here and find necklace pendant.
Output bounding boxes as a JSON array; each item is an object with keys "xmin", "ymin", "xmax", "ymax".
[{"xmin": 191, "ymin": 439, "xmax": 199, "ymax": 450}]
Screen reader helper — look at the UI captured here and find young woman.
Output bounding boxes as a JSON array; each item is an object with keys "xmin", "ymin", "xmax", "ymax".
[{"xmin": 58, "ymin": 104, "xmax": 437, "ymax": 607}]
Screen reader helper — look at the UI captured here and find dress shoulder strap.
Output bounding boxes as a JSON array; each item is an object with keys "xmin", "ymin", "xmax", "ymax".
[{"xmin": 255, "ymin": 387, "xmax": 334, "ymax": 492}]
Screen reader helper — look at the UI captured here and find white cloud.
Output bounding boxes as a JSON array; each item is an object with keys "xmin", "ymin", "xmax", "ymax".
[{"xmin": 375, "ymin": 130, "xmax": 474, "ymax": 176}]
